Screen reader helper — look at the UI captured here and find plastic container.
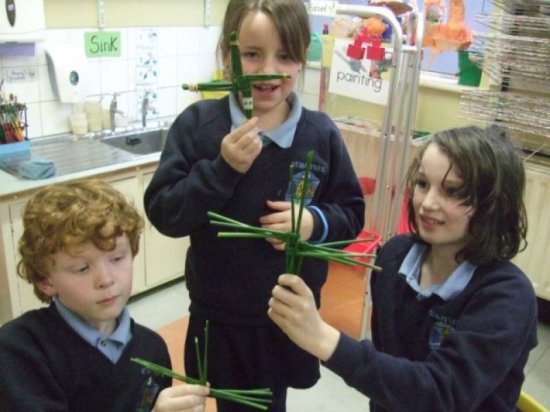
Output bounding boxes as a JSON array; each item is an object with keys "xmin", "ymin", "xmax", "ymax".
[
  {"xmin": 0, "ymin": 140, "xmax": 30, "ymax": 161},
  {"xmin": 307, "ymin": 33, "xmax": 322, "ymax": 63},
  {"xmin": 84, "ymin": 99, "xmax": 101, "ymax": 114},
  {"xmin": 87, "ymin": 112, "xmax": 102, "ymax": 132},
  {"xmin": 457, "ymin": 50, "xmax": 482, "ymax": 87},
  {"xmin": 343, "ymin": 230, "xmax": 382, "ymax": 271},
  {"xmin": 70, "ymin": 113, "xmax": 88, "ymax": 135}
]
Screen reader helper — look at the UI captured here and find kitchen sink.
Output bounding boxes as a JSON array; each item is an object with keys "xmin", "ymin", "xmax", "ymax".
[
  {"xmin": 101, "ymin": 127, "xmax": 169, "ymax": 155},
  {"xmin": 0, "ymin": 126, "xmax": 171, "ymax": 179}
]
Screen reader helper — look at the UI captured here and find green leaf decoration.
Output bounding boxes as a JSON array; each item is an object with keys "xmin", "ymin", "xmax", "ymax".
[{"xmin": 181, "ymin": 31, "xmax": 291, "ymax": 118}]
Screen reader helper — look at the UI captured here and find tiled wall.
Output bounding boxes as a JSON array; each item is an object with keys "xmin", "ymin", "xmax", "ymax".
[
  {"xmin": 300, "ymin": 66, "xmax": 321, "ymax": 112},
  {"xmin": 0, "ymin": 26, "xmax": 222, "ymax": 139}
]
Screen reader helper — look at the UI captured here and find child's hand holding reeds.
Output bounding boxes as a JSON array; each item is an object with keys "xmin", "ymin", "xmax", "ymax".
[
  {"xmin": 153, "ymin": 384, "xmax": 209, "ymax": 412},
  {"xmin": 268, "ymin": 274, "xmax": 340, "ymax": 362},
  {"xmin": 260, "ymin": 201, "xmax": 314, "ymax": 251}
]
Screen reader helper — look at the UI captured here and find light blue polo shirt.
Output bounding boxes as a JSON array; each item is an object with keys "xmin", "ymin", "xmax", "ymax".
[
  {"xmin": 228, "ymin": 91, "xmax": 302, "ymax": 148},
  {"xmin": 399, "ymin": 243, "xmax": 476, "ymax": 301},
  {"xmin": 54, "ymin": 297, "xmax": 132, "ymax": 363}
]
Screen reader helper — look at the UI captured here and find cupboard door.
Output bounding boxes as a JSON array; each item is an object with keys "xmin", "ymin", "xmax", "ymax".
[
  {"xmin": 107, "ymin": 175, "xmax": 147, "ymax": 295},
  {"xmin": 512, "ymin": 167, "xmax": 550, "ymax": 300},
  {"xmin": 9, "ymin": 198, "xmax": 47, "ymax": 315},
  {"xmin": 143, "ymin": 172, "xmax": 187, "ymax": 287}
]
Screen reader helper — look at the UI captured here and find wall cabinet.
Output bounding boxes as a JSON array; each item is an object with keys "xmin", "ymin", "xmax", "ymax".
[{"xmin": 0, "ymin": 165, "xmax": 188, "ymax": 324}]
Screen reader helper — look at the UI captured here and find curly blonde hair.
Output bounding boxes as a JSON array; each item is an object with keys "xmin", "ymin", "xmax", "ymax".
[{"xmin": 17, "ymin": 179, "xmax": 144, "ymax": 303}]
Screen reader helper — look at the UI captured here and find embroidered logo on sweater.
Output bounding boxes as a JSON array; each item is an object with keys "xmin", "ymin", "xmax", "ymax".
[
  {"xmin": 429, "ymin": 321, "xmax": 455, "ymax": 349},
  {"xmin": 136, "ymin": 375, "xmax": 160, "ymax": 411},
  {"xmin": 285, "ymin": 170, "xmax": 320, "ymax": 205},
  {"xmin": 428, "ymin": 310, "xmax": 457, "ymax": 349}
]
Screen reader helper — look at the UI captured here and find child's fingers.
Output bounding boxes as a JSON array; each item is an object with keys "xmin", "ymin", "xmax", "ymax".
[
  {"xmin": 265, "ymin": 200, "xmax": 291, "ymax": 211},
  {"xmin": 226, "ymin": 117, "xmax": 259, "ymax": 144},
  {"xmin": 278, "ymin": 273, "xmax": 306, "ymax": 293},
  {"xmin": 153, "ymin": 384, "xmax": 208, "ymax": 411}
]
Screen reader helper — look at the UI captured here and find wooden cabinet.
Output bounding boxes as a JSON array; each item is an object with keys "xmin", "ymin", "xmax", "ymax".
[
  {"xmin": 512, "ymin": 164, "xmax": 550, "ymax": 301},
  {"xmin": 142, "ymin": 172, "xmax": 189, "ymax": 288},
  {"xmin": 0, "ymin": 198, "xmax": 38, "ymax": 320},
  {"xmin": 0, "ymin": 166, "xmax": 188, "ymax": 324},
  {"xmin": 106, "ymin": 174, "xmax": 148, "ymax": 294}
]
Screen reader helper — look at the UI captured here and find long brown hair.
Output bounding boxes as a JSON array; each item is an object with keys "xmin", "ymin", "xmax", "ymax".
[{"xmin": 405, "ymin": 125, "xmax": 527, "ymax": 265}]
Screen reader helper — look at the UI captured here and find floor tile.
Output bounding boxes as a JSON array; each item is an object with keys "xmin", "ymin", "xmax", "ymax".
[
  {"xmin": 522, "ymin": 361, "xmax": 550, "ymax": 408},
  {"xmin": 128, "ymin": 278, "xmax": 189, "ymax": 330},
  {"xmin": 287, "ymin": 367, "xmax": 369, "ymax": 411}
]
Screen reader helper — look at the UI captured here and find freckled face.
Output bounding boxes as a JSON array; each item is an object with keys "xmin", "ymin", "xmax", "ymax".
[
  {"xmin": 37, "ymin": 236, "xmax": 134, "ymax": 334},
  {"xmin": 233, "ymin": 11, "xmax": 302, "ymax": 119},
  {"xmin": 412, "ymin": 143, "xmax": 475, "ymax": 256}
]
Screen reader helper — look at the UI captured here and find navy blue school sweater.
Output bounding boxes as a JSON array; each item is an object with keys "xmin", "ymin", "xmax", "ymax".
[
  {"xmin": 144, "ymin": 96, "xmax": 365, "ymax": 325},
  {"xmin": 324, "ymin": 234, "xmax": 538, "ymax": 412},
  {"xmin": 0, "ymin": 305, "xmax": 171, "ymax": 412}
]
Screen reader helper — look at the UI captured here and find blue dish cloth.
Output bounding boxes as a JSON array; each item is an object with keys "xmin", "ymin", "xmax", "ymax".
[{"xmin": 18, "ymin": 157, "xmax": 57, "ymax": 179}]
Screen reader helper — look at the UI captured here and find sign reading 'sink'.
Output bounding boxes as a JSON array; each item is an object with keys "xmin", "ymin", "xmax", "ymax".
[{"xmin": 85, "ymin": 31, "xmax": 121, "ymax": 58}]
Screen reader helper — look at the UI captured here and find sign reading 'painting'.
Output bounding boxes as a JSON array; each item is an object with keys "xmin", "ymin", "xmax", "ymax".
[{"xmin": 328, "ymin": 38, "xmax": 391, "ymax": 106}]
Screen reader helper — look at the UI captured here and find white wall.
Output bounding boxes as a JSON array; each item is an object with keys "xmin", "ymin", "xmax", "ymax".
[{"xmin": 0, "ymin": 25, "xmax": 221, "ymax": 139}]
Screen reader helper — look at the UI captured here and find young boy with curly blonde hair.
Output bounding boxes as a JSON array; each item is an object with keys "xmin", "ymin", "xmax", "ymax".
[{"xmin": 0, "ymin": 179, "xmax": 208, "ymax": 412}]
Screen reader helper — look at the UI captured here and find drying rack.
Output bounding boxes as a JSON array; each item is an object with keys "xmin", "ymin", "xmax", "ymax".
[
  {"xmin": 460, "ymin": 0, "xmax": 550, "ymax": 153},
  {"xmin": 324, "ymin": 4, "xmax": 424, "ymax": 242},
  {"xmin": 313, "ymin": 4, "xmax": 424, "ymax": 337},
  {"xmin": 459, "ymin": 0, "xmax": 550, "ymax": 301}
]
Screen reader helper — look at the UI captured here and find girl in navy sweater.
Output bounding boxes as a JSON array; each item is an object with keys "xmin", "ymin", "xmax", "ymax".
[
  {"xmin": 269, "ymin": 125, "xmax": 538, "ymax": 411},
  {"xmin": 144, "ymin": 1, "xmax": 364, "ymax": 411}
]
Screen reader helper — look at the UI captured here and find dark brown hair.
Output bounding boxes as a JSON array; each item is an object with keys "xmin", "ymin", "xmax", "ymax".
[
  {"xmin": 405, "ymin": 125, "xmax": 527, "ymax": 265},
  {"xmin": 218, "ymin": 0, "xmax": 311, "ymax": 67}
]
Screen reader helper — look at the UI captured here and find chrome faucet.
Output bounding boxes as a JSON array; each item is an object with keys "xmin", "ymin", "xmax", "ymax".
[
  {"xmin": 141, "ymin": 90, "xmax": 157, "ymax": 128},
  {"xmin": 109, "ymin": 93, "xmax": 123, "ymax": 131}
]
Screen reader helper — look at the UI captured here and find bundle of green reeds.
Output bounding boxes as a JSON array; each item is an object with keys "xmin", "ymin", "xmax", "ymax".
[
  {"xmin": 132, "ymin": 321, "xmax": 273, "ymax": 410},
  {"xmin": 208, "ymin": 151, "xmax": 381, "ymax": 275}
]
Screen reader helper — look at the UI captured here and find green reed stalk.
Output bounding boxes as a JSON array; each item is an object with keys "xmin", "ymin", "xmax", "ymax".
[{"xmin": 131, "ymin": 358, "xmax": 272, "ymax": 410}]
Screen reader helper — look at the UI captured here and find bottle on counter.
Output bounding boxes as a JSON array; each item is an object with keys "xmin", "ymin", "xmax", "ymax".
[{"xmin": 69, "ymin": 102, "xmax": 88, "ymax": 136}]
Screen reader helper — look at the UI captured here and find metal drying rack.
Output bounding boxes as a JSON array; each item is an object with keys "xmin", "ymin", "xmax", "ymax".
[
  {"xmin": 314, "ymin": 3, "xmax": 425, "ymax": 337},
  {"xmin": 460, "ymin": 0, "xmax": 550, "ymax": 154},
  {"xmin": 324, "ymin": 4, "xmax": 425, "ymax": 241}
]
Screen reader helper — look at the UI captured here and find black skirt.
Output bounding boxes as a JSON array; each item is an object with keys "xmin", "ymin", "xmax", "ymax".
[{"xmin": 184, "ymin": 314, "xmax": 321, "ymax": 411}]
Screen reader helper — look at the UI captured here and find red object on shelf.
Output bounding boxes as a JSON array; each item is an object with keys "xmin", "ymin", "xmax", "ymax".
[
  {"xmin": 347, "ymin": 43, "xmax": 365, "ymax": 60},
  {"xmin": 356, "ymin": 32, "xmax": 372, "ymax": 45},
  {"xmin": 358, "ymin": 176, "xmax": 376, "ymax": 196},
  {"xmin": 398, "ymin": 192, "xmax": 410, "ymax": 234},
  {"xmin": 366, "ymin": 45, "xmax": 385, "ymax": 61},
  {"xmin": 344, "ymin": 230, "xmax": 382, "ymax": 270}
]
